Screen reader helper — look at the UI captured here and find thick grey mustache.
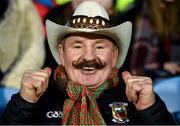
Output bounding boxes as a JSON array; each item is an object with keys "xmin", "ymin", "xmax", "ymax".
[{"xmin": 72, "ymin": 58, "xmax": 106, "ymax": 70}]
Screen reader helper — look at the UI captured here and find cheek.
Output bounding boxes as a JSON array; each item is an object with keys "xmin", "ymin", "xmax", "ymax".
[
  {"xmin": 63, "ymin": 50, "xmax": 80, "ymax": 66},
  {"xmin": 97, "ymin": 51, "xmax": 116, "ymax": 66}
]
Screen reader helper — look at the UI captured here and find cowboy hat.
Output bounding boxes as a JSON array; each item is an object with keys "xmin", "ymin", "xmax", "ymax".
[{"xmin": 46, "ymin": 1, "xmax": 132, "ymax": 68}]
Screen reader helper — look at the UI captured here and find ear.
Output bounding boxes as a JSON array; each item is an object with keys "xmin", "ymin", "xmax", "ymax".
[
  {"xmin": 112, "ymin": 47, "xmax": 119, "ymax": 67},
  {"xmin": 58, "ymin": 44, "xmax": 65, "ymax": 66}
]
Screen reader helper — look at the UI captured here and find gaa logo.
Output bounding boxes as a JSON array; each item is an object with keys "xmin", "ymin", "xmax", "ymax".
[{"xmin": 46, "ymin": 111, "xmax": 63, "ymax": 118}]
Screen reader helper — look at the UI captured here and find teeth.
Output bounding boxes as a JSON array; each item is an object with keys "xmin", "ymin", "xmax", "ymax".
[{"xmin": 82, "ymin": 67, "xmax": 95, "ymax": 70}]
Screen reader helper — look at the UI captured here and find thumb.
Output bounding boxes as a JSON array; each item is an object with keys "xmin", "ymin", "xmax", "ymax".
[
  {"xmin": 122, "ymin": 71, "xmax": 131, "ymax": 83},
  {"xmin": 43, "ymin": 67, "xmax": 52, "ymax": 77}
]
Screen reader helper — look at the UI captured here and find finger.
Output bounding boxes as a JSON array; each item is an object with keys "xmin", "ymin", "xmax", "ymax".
[
  {"xmin": 122, "ymin": 71, "xmax": 141, "ymax": 101},
  {"xmin": 130, "ymin": 80, "xmax": 153, "ymax": 101},
  {"xmin": 42, "ymin": 67, "xmax": 52, "ymax": 77},
  {"xmin": 22, "ymin": 72, "xmax": 38, "ymax": 88},
  {"xmin": 128, "ymin": 79, "xmax": 152, "ymax": 85},
  {"xmin": 122, "ymin": 71, "xmax": 131, "ymax": 83},
  {"xmin": 26, "ymin": 70, "xmax": 49, "ymax": 79},
  {"xmin": 23, "ymin": 73, "xmax": 48, "ymax": 95},
  {"xmin": 125, "ymin": 84, "xmax": 130, "ymax": 101},
  {"xmin": 125, "ymin": 78, "xmax": 152, "ymax": 102},
  {"xmin": 42, "ymin": 67, "xmax": 52, "ymax": 90},
  {"xmin": 127, "ymin": 77, "xmax": 152, "ymax": 84},
  {"xmin": 26, "ymin": 68, "xmax": 51, "ymax": 89},
  {"xmin": 26, "ymin": 67, "xmax": 52, "ymax": 78},
  {"xmin": 129, "ymin": 83, "xmax": 142, "ymax": 103},
  {"xmin": 32, "ymin": 74, "xmax": 49, "ymax": 97},
  {"xmin": 33, "ymin": 75, "xmax": 48, "ymax": 91},
  {"xmin": 122, "ymin": 71, "xmax": 131, "ymax": 102},
  {"xmin": 122, "ymin": 71, "xmax": 132, "ymax": 101},
  {"xmin": 34, "ymin": 80, "xmax": 45, "ymax": 97}
]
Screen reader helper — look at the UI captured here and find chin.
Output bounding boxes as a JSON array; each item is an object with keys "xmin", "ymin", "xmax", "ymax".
[
  {"xmin": 80, "ymin": 82, "xmax": 101, "ymax": 88},
  {"xmin": 78, "ymin": 78, "xmax": 102, "ymax": 88}
]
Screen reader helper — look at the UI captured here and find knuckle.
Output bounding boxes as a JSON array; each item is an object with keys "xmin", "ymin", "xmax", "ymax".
[
  {"xmin": 41, "ymin": 70, "xmax": 49, "ymax": 77},
  {"xmin": 22, "ymin": 75, "xmax": 32, "ymax": 86},
  {"xmin": 131, "ymin": 83, "xmax": 137, "ymax": 90},
  {"xmin": 131, "ymin": 83, "xmax": 135, "ymax": 88},
  {"xmin": 127, "ymin": 78, "xmax": 131, "ymax": 84},
  {"xmin": 145, "ymin": 83, "xmax": 153, "ymax": 90},
  {"xmin": 146, "ymin": 78, "xmax": 152, "ymax": 84},
  {"xmin": 34, "ymin": 81, "xmax": 43, "ymax": 88},
  {"xmin": 39, "ymin": 79, "xmax": 44, "ymax": 86},
  {"xmin": 41, "ymin": 76, "xmax": 46, "ymax": 83}
]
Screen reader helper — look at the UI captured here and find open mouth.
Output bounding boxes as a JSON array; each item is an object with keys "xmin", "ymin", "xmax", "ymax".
[
  {"xmin": 81, "ymin": 67, "xmax": 96, "ymax": 71},
  {"xmin": 81, "ymin": 67, "xmax": 96, "ymax": 74}
]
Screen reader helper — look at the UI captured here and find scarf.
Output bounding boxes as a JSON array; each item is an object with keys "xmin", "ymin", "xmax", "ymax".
[{"xmin": 54, "ymin": 65, "xmax": 119, "ymax": 125}]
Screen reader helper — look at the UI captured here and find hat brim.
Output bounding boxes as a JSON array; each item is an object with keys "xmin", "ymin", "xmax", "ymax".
[{"xmin": 46, "ymin": 20, "xmax": 132, "ymax": 69}]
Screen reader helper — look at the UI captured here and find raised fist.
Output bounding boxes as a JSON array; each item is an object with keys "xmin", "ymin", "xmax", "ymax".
[
  {"xmin": 122, "ymin": 71, "xmax": 155, "ymax": 110},
  {"xmin": 20, "ymin": 67, "xmax": 52, "ymax": 103}
]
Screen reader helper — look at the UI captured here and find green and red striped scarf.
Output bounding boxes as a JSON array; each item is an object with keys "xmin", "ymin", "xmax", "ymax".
[{"xmin": 54, "ymin": 65, "xmax": 119, "ymax": 125}]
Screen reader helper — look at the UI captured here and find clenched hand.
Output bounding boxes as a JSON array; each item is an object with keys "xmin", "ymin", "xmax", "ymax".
[
  {"xmin": 20, "ymin": 67, "xmax": 52, "ymax": 103},
  {"xmin": 122, "ymin": 71, "xmax": 155, "ymax": 110}
]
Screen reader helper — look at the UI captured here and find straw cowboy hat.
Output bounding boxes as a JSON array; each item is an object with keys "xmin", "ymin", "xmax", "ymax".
[{"xmin": 46, "ymin": 1, "xmax": 132, "ymax": 68}]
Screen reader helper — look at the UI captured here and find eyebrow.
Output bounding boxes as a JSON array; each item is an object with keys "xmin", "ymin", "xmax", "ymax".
[
  {"xmin": 72, "ymin": 40, "xmax": 83, "ymax": 44},
  {"xmin": 95, "ymin": 39, "xmax": 110, "ymax": 44},
  {"xmin": 71, "ymin": 39, "xmax": 112, "ymax": 46}
]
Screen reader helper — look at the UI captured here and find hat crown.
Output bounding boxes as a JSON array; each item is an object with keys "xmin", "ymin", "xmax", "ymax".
[{"xmin": 73, "ymin": 1, "xmax": 110, "ymax": 20}]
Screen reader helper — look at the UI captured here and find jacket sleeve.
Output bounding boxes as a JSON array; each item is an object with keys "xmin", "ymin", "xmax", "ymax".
[
  {"xmin": 2, "ymin": 93, "xmax": 38, "ymax": 124},
  {"xmin": 134, "ymin": 93, "xmax": 177, "ymax": 124}
]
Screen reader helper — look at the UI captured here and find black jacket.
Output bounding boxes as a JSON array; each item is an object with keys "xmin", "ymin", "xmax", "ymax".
[{"xmin": 1, "ymin": 76, "xmax": 176, "ymax": 125}]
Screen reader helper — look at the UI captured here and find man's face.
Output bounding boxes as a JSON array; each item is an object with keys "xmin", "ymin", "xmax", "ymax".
[{"xmin": 58, "ymin": 33, "xmax": 119, "ymax": 88}]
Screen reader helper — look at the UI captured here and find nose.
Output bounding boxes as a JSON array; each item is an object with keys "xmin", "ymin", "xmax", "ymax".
[{"xmin": 83, "ymin": 46, "xmax": 96, "ymax": 61}]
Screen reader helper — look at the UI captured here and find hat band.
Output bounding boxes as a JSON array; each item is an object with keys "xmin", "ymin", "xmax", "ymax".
[{"xmin": 66, "ymin": 16, "xmax": 111, "ymax": 30}]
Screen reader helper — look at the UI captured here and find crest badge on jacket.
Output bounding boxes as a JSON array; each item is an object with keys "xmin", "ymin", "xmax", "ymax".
[{"xmin": 109, "ymin": 102, "xmax": 130, "ymax": 124}]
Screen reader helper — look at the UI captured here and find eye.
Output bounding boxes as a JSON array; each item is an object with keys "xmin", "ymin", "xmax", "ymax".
[
  {"xmin": 73, "ymin": 45, "xmax": 82, "ymax": 49},
  {"xmin": 72, "ymin": 43, "xmax": 83, "ymax": 49},
  {"xmin": 96, "ymin": 45, "xmax": 105, "ymax": 49}
]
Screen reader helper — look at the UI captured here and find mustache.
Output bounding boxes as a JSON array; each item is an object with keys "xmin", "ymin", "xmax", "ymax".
[{"xmin": 72, "ymin": 58, "xmax": 106, "ymax": 70}]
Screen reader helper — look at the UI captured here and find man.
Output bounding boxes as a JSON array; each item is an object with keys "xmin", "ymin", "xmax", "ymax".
[
  {"xmin": 43, "ymin": 0, "xmax": 139, "ymax": 72},
  {"xmin": 2, "ymin": 1, "xmax": 176, "ymax": 125}
]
